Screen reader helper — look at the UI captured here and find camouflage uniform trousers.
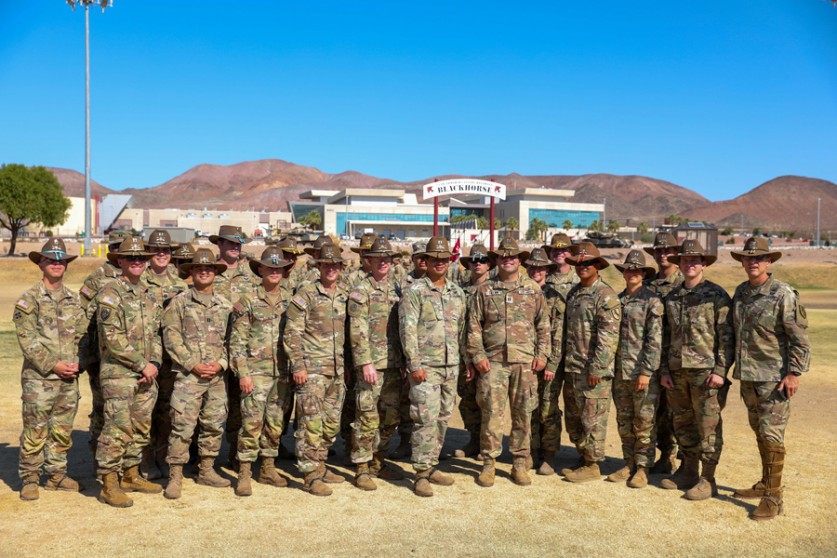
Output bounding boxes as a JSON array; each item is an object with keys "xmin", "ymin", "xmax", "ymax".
[
  {"xmin": 531, "ymin": 370, "xmax": 562, "ymax": 455},
  {"xmin": 237, "ymin": 375, "xmax": 293, "ymax": 463},
  {"xmin": 295, "ymin": 374, "xmax": 346, "ymax": 474},
  {"xmin": 19, "ymin": 377, "xmax": 79, "ymax": 479},
  {"xmin": 96, "ymin": 377, "xmax": 158, "ymax": 475},
  {"xmin": 666, "ymin": 368, "xmax": 730, "ymax": 466},
  {"xmin": 613, "ymin": 376, "xmax": 661, "ymax": 468},
  {"xmin": 86, "ymin": 361, "xmax": 104, "ymax": 452},
  {"xmin": 167, "ymin": 372, "xmax": 228, "ymax": 464},
  {"xmin": 149, "ymin": 358, "xmax": 175, "ymax": 461},
  {"xmin": 563, "ymin": 373, "xmax": 612, "ymax": 463},
  {"xmin": 410, "ymin": 365, "xmax": 458, "ymax": 472},
  {"xmin": 740, "ymin": 380, "xmax": 790, "ymax": 446},
  {"xmin": 351, "ymin": 368, "xmax": 402, "ymax": 464},
  {"xmin": 456, "ymin": 366, "xmax": 481, "ymax": 439},
  {"xmin": 476, "ymin": 362, "xmax": 537, "ymax": 461}
]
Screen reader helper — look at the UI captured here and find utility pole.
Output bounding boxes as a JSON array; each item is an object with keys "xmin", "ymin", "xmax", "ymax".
[
  {"xmin": 817, "ymin": 197, "xmax": 822, "ymax": 248},
  {"xmin": 67, "ymin": 1, "xmax": 113, "ymax": 255}
]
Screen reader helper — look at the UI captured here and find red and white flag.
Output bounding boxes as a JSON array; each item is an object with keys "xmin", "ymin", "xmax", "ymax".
[{"xmin": 450, "ymin": 237, "xmax": 461, "ymax": 262}]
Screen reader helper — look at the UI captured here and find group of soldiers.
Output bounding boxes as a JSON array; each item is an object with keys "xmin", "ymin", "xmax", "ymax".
[{"xmin": 15, "ymin": 225, "xmax": 809, "ymax": 520}]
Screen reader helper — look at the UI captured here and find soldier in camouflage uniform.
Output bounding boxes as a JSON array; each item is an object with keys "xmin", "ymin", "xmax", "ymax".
[
  {"xmin": 467, "ymin": 238, "xmax": 550, "ymax": 488},
  {"xmin": 391, "ymin": 240, "xmax": 428, "ymax": 460},
  {"xmin": 558, "ymin": 242, "xmax": 621, "ymax": 483},
  {"xmin": 643, "ymin": 231, "xmax": 684, "ymax": 475},
  {"xmin": 78, "ymin": 232, "xmax": 126, "ymax": 462},
  {"xmin": 730, "ymin": 237, "xmax": 810, "ymax": 520},
  {"xmin": 142, "ymin": 230, "xmax": 188, "ymax": 480},
  {"xmin": 162, "ymin": 249, "xmax": 234, "ymax": 499},
  {"xmin": 608, "ymin": 250, "xmax": 663, "ymax": 489},
  {"xmin": 210, "ymin": 225, "xmax": 259, "ymax": 469},
  {"xmin": 453, "ymin": 243, "xmax": 493, "ymax": 460},
  {"xmin": 278, "ymin": 236, "xmax": 307, "ymax": 293},
  {"xmin": 284, "ymin": 244, "xmax": 349, "ymax": 496},
  {"xmin": 172, "ymin": 242, "xmax": 196, "ymax": 281},
  {"xmin": 229, "ymin": 247, "xmax": 294, "ymax": 496},
  {"xmin": 95, "ymin": 237, "xmax": 164, "ymax": 507},
  {"xmin": 15, "ymin": 239, "xmax": 86, "ymax": 501},
  {"xmin": 348, "ymin": 238, "xmax": 406, "ymax": 490},
  {"xmin": 399, "ymin": 237, "xmax": 466, "ymax": 497},
  {"xmin": 660, "ymin": 239, "xmax": 734, "ymax": 501},
  {"xmin": 522, "ymin": 247, "xmax": 564, "ymax": 476}
]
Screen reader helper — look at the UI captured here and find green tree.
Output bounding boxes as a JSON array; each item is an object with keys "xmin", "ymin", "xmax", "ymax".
[
  {"xmin": 526, "ymin": 218, "xmax": 548, "ymax": 241},
  {"xmin": 298, "ymin": 209, "xmax": 322, "ymax": 230},
  {"xmin": 0, "ymin": 164, "xmax": 71, "ymax": 256},
  {"xmin": 505, "ymin": 217, "xmax": 519, "ymax": 231},
  {"xmin": 607, "ymin": 219, "xmax": 620, "ymax": 233},
  {"xmin": 638, "ymin": 222, "xmax": 649, "ymax": 235},
  {"xmin": 721, "ymin": 226, "xmax": 733, "ymax": 236},
  {"xmin": 476, "ymin": 216, "xmax": 489, "ymax": 229},
  {"xmin": 562, "ymin": 219, "xmax": 573, "ymax": 231},
  {"xmin": 588, "ymin": 220, "xmax": 601, "ymax": 232}
]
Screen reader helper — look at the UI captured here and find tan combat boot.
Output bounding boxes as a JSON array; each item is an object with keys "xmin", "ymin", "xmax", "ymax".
[
  {"xmin": 45, "ymin": 473, "xmax": 83, "ymax": 492},
  {"xmin": 226, "ymin": 433, "xmax": 239, "ymax": 472},
  {"xmin": 197, "ymin": 457, "xmax": 231, "ymax": 488},
  {"xmin": 235, "ymin": 462, "xmax": 253, "ymax": 497},
  {"xmin": 20, "ymin": 475, "xmax": 39, "ymax": 501},
  {"xmin": 164, "ymin": 465, "xmax": 183, "ymax": 500},
  {"xmin": 477, "ymin": 458, "xmax": 496, "ymax": 487},
  {"xmin": 565, "ymin": 461, "xmax": 601, "ymax": 483},
  {"xmin": 355, "ymin": 462, "xmax": 378, "ymax": 491},
  {"xmin": 371, "ymin": 452, "xmax": 404, "ymax": 481},
  {"xmin": 750, "ymin": 442, "xmax": 785, "ymax": 521},
  {"xmin": 99, "ymin": 472, "xmax": 133, "ymax": 508},
  {"xmin": 122, "ymin": 464, "xmax": 163, "ymax": 493},
  {"xmin": 560, "ymin": 455, "xmax": 585, "ymax": 477},
  {"xmin": 414, "ymin": 469, "xmax": 433, "ymax": 497},
  {"xmin": 628, "ymin": 467, "xmax": 648, "ymax": 489},
  {"xmin": 320, "ymin": 462, "xmax": 345, "ymax": 484},
  {"xmin": 511, "ymin": 458, "xmax": 532, "ymax": 486},
  {"xmin": 661, "ymin": 455, "xmax": 699, "ymax": 490},
  {"xmin": 258, "ymin": 459, "xmax": 288, "ymax": 487},
  {"xmin": 304, "ymin": 469, "xmax": 332, "ymax": 497},
  {"xmin": 428, "ymin": 468, "xmax": 455, "ymax": 486},
  {"xmin": 734, "ymin": 439, "xmax": 767, "ymax": 499},
  {"xmin": 537, "ymin": 451, "xmax": 556, "ymax": 476},
  {"xmin": 685, "ymin": 462, "xmax": 718, "ymax": 500},
  {"xmin": 606, "ymin": 458, "xmax": 634, "ymax": 483}
]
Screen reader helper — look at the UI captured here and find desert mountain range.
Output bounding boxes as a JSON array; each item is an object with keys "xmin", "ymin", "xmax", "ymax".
[{"xmin": 47, "ymin": 160, "xmax": 837, "ymax": 234}]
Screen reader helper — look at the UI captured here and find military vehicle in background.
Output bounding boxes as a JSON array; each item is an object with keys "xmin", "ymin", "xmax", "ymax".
[
  {"xmin": 269, "ymin": 228, "xmax": 324, "ymax": 248},
  {"xmin": 582, "ymin": 230, "xmax": 629, "ymax": 248}
]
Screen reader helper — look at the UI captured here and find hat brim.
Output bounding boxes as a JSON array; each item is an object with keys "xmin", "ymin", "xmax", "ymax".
[
  {"xmin": 730, "ymin": 250, "xmax": 782, "ymax": 263},
  {"xmin": 487, "ymin": 249, "xmax": 530, "ymax": 262},
  {"xmin": 523, "ymin": 261, "xmax": 558, "ymax": 272},
  {"xmin": 181, "ymin": 262, "xmax": 228, "ymax": 274},
  {"xmin": 249, "ymin": 259, "xmax": 292, "ymax": 275},
  {"xmin": 315, "ymin": 257, "xmax": 345, "ymax": 264},
  {"xmin": 29, "ymin": 252, "xmax": 78, "ymax": 265},
  {"xmin": 615, "ymin": 263, "xmax": 656, "ymax": 275},
  {"xmin": 667, "ymin": 254, "xmax": 717, "ymax": 266},
  {"xmin": 350, "ymin": 246, "xmax": 373, "ymax": 254},
  {"xmin": 281, "ymin": 248, "xmax": 305, "ymax": 256},
  {"xmin": 542, "ymin": 243, "xmax": 574, "ymax": 254},
  {"xmin": 363, "ymin": 250, "xmax": 399, "ymax": 258},
  {"xmin": 107, "ymin": 251, "xmax": 154, "ymax": 264},
  {"xmin": 566, "ymin": 255, "xmax": 610, "ymax": 269},
  {"xmin": 423, "ymin": 250, "xmax": 453, "ymax": 259},
  {"xmin": 209, "ymin": 235, "xmax": 250, "ymax": 245},
  {"xmin": 643, "ymin": 245, "xmax": 680, "ymax": 256}
]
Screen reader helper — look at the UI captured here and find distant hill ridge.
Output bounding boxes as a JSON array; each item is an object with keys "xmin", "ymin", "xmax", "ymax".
[{"xmin": 47, "ymin": 159, "xmax": 837, "ymax": 234}]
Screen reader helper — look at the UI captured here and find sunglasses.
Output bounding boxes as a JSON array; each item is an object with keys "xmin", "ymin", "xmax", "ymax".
[
  {"xmin": 121, "ymin": 255, "xmax": 147, "ymax": 262},
  {"xmin": 470, "ymin": 257, "xmax": 490, "ymax": 264},
  {"xmin": 575, "ymin": 262, "xmax": 594, "ymax": 268},
  {"xmin": 743, "ymin": 255, "xmax": 770, "ymax": 263}
]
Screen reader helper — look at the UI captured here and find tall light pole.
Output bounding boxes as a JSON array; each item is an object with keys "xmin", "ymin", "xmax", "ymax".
[
  {"xmin": 816, "ymin": 197, "xmax": 821, "ymax": 248},
  {"xmin": 67, "ymin": 1, "xmax": 112, "ymax": 255}
]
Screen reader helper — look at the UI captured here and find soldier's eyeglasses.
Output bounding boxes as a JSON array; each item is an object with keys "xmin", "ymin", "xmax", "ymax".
[
  {"xmin": 471, "ymin": 257, "xmax": 489, "ymax": 264},
  {"xmin": 122, "ymin": 255, "xmax": 147, "ymax": 262},
  {"xmin": 743, "ymin": 255, "xmax": 770, "ymax": 263}
]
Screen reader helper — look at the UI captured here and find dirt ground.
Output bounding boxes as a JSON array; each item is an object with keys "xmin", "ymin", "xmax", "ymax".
[{"xmin": 0, "ymin": 258, "xmax": 835, "ymax": 557}]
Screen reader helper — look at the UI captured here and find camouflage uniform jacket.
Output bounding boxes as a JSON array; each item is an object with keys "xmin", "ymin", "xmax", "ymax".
[
  {"xmin": 731, "ymin": 275, "xmax": 810, "ymax": 382},
  {"xmin": 616, "ymin": 286, "xmax": 663, "ymax": 379},
  {"xmin": 215, "ymin": 262, "xmax": 259, "ymax": 305},
  {"xmin": 78, "ymin": 261, "xmax": 121, "ymax": 367},
  {"xmin": 543, "ymin": 283, "xmax": 567, "ymax": 372},
  {"xmin": 163, "ymin": 288, "xmax": 233, "ymax": 374},
  {"xmin": 644, "ymin": 269, "xmax": 684, "ymax": 300},
  {"xmin": 399, "ymin": 276, "xmax": 466, "ymax": 373},
  {"xmin": 143, "ymin": 265, "xmax": 187, "ymax": 309},
  {"xmin": 14, "ymin": 282, "xmax": 87, "ymax": 381},
  {"xmin": 546, "ymin": 269, "xmax": 580, "ymax": 299},
  {"xmin": 346, "ymin": 267, "xmax": 371, "ymax": 289},
  {"xmin": 348, "ymin": 275, "xmax": 403, "ymax": 370},
  {"xmin": 467, "ymin": 275, "xmax": 550, "ymax": 365},
  {"xmin": 559, "ymin": 278, "xmax": 621, "ymax": 378},
  {"xmin": 397, "ymin": 270, "xmax": 425, "ymax": 295},
  {"xmin": 230, "ymin": 285, "xmax": 292, "ymax": 378},
  {"xmin": 97, "ymin": 278, "xmax": 163, "ymax": 380},
  {"xmin": 661, "ymin": 279, "xmax": 734, "ymax": 377},
  {"xmin": 284, "ymin": 281, "xmax": 349, "ymax": 377}
]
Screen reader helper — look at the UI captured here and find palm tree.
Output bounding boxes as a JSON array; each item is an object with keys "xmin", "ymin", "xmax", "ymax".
[{"xmin": 562, "ymin": 219, "xmax": 573, "ymax": 231}]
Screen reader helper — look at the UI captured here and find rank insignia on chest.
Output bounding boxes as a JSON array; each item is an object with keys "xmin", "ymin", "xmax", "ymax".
[{"xmin": 506, "ymin": 295, "xmax": 514, "ymax": 304}]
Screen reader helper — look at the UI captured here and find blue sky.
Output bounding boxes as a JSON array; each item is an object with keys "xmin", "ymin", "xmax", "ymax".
[{"xmin": 1, "ymin": 1, "xmax": 836, "ymax": 200}]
